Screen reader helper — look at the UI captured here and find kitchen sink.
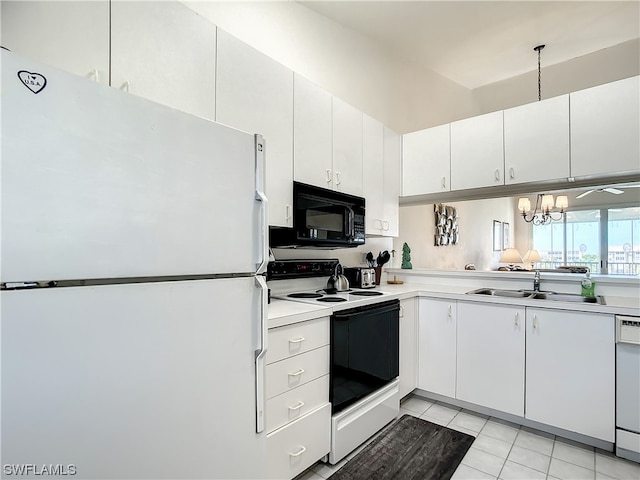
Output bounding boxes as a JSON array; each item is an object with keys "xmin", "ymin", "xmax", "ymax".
[
  {"xmin": 466, "ymin": 288, "xmax": 531, "ymax": 298},
  {"xmin": 466, "ymin": 288, "xmax": 606, "ymax": 305},
  {"xmin": 530, "ymin": 292, "xmax": 606, "ymax": 304}
]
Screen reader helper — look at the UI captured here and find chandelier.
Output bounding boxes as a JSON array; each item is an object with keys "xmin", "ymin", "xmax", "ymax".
[{"xmin": 518, "ymin": 194, "xmax": 568, "ymax": 225}]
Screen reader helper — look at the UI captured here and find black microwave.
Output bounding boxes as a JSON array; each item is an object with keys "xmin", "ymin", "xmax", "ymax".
[{"xmin": 269, "ymin": 182, "xmax": 365, "ymax": 248}]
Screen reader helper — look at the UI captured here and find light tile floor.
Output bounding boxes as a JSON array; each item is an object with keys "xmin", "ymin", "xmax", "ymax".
[{"xmin": 294, "ymin": 394, "xmax": 640, "ymax": 480}]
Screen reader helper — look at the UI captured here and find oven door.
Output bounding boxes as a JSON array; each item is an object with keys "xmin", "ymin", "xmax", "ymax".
[{"xmin": 330, "ymin": 300, "xmax": 399, "ymax": 414}]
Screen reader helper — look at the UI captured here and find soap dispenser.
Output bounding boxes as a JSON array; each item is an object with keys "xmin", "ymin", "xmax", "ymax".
[{"xmin": 581, "ymin": 271, "xmax": 595, "ymax": 297}]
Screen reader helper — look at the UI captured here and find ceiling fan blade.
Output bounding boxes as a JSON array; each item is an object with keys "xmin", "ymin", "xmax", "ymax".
[
  {"xmin": 576, "ymin": 190, "xmax": 594, "ymax": 199},
  {"xmin": 603, "ymin": 188, "xmax": 624, "ymax": 195}
]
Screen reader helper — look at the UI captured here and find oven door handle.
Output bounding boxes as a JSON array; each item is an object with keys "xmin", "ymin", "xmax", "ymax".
[{"xmin": 333, "ymin": 302, "xmax": 399, "ymax": 320}]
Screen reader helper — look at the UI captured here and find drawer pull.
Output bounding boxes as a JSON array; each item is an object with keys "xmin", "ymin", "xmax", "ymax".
[
  {"xmin": 289, "ymin": 446, "xmax": 306, "ymax": 458},
  {"xmin": 288, "ymin": 368, "xmax": 305, "ymax": 377},
  {"xmin": 288, "ymin": 401, "xmax": 305, "ymax": 411},
  {"xmin": 289, "ymin": 336, "xmax": 305, "ymax": 344}
]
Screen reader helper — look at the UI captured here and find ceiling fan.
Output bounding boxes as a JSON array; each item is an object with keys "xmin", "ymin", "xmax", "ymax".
[{"xmin": 576, "ymin": 186, "xmax": 637, "ymax": 199}]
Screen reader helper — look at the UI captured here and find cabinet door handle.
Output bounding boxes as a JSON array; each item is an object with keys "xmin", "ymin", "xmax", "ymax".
[
  {"xmin": 288, "ymin": 336, "xmax": 305, "ymax": 344},
  {"xmin": 326, "ymin": 169, "xmax": 332, "ymax": 183},
  {"xmin": 447, "ymin": 305, "xmax": 453, "ymax": 318},
  {"xmin": 495, "ymin": 168, "xmax": 501, "ymax": 181},
  {"xmin": 441, "ymin": 176, "xmax": 447, "ymax": 189},
  {"xmin": 288, "ymin": 368, "xmax": 305, "ymax": 377},
  {"xmin": 288, "ymin": 401, "xmax": 305, "ymax": 411},
  {"xmin": 383, "ymin": 221, "xmax": 389, "ymax": 231},
  {"xmin": 515, "ymin": 311, "xmax": 519, "ymax": 326},
  {"xmin": 335, "ymin": 171, "xmax": 342, "ymax": 185},
  {"xmin": 285, "ymin": 204, "xmax": 292, "ymax": 221},
  {"xmin": 533, "ymin": 314, "xmax": 538, "ymax": 329},
  {"xmin": 509, "ymin": 167, "xmax": 515, "ymax": 180},
  {"xmin": 120, "ymin": 81, "xmax": 131, "ymax": 92},
  {"xmin": 399, "ymin": 305, "xmax": 405, "ymax": 318},
  {"xmin": 289, "ymin": 446, "xmax": 306, "ymax": 457},
  {"xmin": 375, "ymin": 219, "xmax": 383, "ymax": 230}
]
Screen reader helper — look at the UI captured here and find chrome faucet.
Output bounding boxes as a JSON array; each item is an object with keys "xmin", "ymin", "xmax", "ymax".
[{"xmin": 533, "ymin": 270, "xmax": 541, "ymax": 292}]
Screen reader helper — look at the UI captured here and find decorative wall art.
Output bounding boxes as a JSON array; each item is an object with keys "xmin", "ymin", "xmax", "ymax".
[
  {"xmin": 502, "ymin": 222, "xmax": 511, "ymax": 250},
  {"xmin": 434, "ymin": 204, "xmax": 459, "ymax": 246},
  {"xmin": 493, "ymin": 220, "xmax": 502, "ymax": 251}
]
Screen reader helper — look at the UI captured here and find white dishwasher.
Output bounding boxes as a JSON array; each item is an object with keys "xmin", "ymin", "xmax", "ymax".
[{"xmin": 616, "ymin": 315, "xmax": 640, "ymax": 463}]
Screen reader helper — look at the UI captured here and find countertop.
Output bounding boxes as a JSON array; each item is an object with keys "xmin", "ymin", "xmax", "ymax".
[{"xmin": 268, "ymin": 281, "xmax": 640, "ymax": 328}]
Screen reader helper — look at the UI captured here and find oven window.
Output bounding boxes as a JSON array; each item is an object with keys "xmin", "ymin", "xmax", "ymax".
[{"xmin": 330, "ymin": 300, "xmax": 399, "ymax": 414}]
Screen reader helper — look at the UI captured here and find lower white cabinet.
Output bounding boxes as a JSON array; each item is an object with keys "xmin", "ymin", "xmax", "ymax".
[
  {"xmin": 418, "ymin": 298, "xmax": 456, "ymax": 397},
  {"xmin": 456, "ymin": 302, "xmax": 525, "ymax": 416},
  {"xmin": 266, "ymin": 374, "xmax": 329, "ymax": 435},
  {"xmin": 399, "ymin": 298, "xmax": 417, "ymax": 398},
  {"xmin": 525, "ymin": 308, "xmax": 615, "ymax": 442},
  {"xmin": 266, "ymin": 317, "xmax": 331, "ymax": 479},
  {"xmin": 267, "ymin": 403, "xmax": 331, "ymax": 480}
]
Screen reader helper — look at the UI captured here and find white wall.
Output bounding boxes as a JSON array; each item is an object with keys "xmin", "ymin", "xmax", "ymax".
[
  {"xmin": 472, "ymin": 39, "xmax": 640, "ymax": 115},
  {"xmin": 182, "ymin": 0, "xmax": 477, "ymax": 134},
  {"xmin": 392, "ymin": 198, "xmax": 515, "ymax": 271}
]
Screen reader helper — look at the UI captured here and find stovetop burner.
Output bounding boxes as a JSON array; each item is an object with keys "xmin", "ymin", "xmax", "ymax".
[
  {"xmin": 288, "ymin": 292, "xmax": 323, "ymax": 299},
  {"xmin": 317, "ymin": 297, "xmax": 348, "ymax": 303},
  {"xmin": 349, "ymin": 291, "xmax": 383, "ymax": 296}
]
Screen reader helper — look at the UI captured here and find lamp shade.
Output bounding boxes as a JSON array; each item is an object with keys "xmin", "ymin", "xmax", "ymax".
[
  {"xmin": 555, "ymin": 195, "xmax": 569, "ymax": 210},
  {"xmin": 540, "ymin": 194, "xmax": 555, "ymax": 212},
  {"xmin": 523, "ymin": 249, "xmax": 542, "ymax": 262},
  {"xmin": 517, "ymin": 197, "xmax": 531, "ymax": 213},
  {"xmin": 500, "ymin": 248, "xmax": 524, "ymax": 264}
]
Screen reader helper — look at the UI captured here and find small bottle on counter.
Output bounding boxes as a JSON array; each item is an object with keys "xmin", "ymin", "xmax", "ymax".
[{"xmin": 581, "ymin": 271, "xmax": 595, "ymax": 297}]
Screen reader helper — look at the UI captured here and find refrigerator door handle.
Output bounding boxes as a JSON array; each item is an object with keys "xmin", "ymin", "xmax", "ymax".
[
  {"xmin": 255, "ymin": 135, "xmax": 269, "ymax": 275},
  {"xmin": 254, "ymin": 274, "xmax": 268, "ymax": 433}
]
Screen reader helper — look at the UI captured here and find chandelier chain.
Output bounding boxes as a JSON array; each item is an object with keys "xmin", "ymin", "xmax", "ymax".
[{"xmin": 534, "ymin": 44, "xmax": 545, "ymax": 101}]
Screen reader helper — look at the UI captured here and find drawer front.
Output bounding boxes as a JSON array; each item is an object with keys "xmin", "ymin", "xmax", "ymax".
[
  {"xmin": 266, "ymin": 374, "xmax": 329, "ymax": 433},
  {"xmin": 267, "ymin": 403, "xmax": 331, "ymax": 480},
  {"xmin": 266, "ymin": 346, "xmax": 329, "ymax": 399},
  {"xmin": 267, "ymin": 317, "xmax": 330, "ymax": 364}
]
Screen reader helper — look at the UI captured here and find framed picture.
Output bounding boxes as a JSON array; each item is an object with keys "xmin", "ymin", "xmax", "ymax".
[
  {"xmin": 493, "ymin": 220, "xmax": 502, "ymax": 251},
  {"xmin": 502, "ymin": 222, "xmax": 510, "ymax": 250}
]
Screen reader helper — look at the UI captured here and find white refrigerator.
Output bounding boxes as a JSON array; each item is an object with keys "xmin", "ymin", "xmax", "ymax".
[{"xmin": 1, "ymin": 50, "xmax": 269, "ymax": 479}]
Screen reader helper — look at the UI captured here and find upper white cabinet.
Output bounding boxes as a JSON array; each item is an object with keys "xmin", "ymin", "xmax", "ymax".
[
  {"xmin": 382, "ymin": 126, "xmax": 401, "ymax": 237},
  {"xmin": 110, "ymin": 1, "xmax": 216, "ymax": 120},
  {"xmin": 526, "ymin": 308, "xmax": 615, "ymax": 442},
  {"xmin": 504, "ymin": 95, "xmax": 570, "ymax": 185},
  {"xmin": 399, "ymin": 298, "xmax": 418, "ymax": 399},
  {"xmin": 293, "ymin": 74, "xmax": 333, "ymax": 191},
  {"xmin": 294, "ymin": 84, "xmax": 363, "ymax": 196},
  {"xmin": 216, "ymin": 29, "xmax": 294, "ymax": 228},
  {"xmin": 570, "ymin": 76, "xmax": 640, "ymax": 178},
  {"xmin": 364, "ymin": 118, "xmax": 401, "ymax": 237},
  {"xmin": 332, "ymin": 97, "xmax": 364, "ymax": 196},
  {"xmin": 402, "ymin": 124, "xmax": 451, "ymax": 196},
  {"xmin": 1, "ymin": 1, "xmax": 216, "ymax": 120},
  {"xmin": 363, "ymin": 115, "xmax": 385, "ymax": 234},
  {"xmin": 0, "ymin": 0, "xmax": 109, "ymax": 81},
  {"xmin": 418, "ymin": 298, "xmax": 456, "ymax": 398},
  {"xmin": 451, "ymin": 111, "xmax": 504, "ymax": 191},
  {"xmin": 456, "ymin": 302, "xmax": 525, "ymax": 417}
]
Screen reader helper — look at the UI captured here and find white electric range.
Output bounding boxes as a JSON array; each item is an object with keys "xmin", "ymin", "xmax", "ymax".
[{"xmin": 267, "ymin": 258, "xmax": 401, "ymax": 465}]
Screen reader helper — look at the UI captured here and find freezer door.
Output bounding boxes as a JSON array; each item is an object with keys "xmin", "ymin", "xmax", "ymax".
[
  {"xmin": 1, "ymin": 277, "xmax": 267, "ymax": 479},
  {"xmin": 1, "ymin": 50, "xmax": 267, "ymax": 282}
]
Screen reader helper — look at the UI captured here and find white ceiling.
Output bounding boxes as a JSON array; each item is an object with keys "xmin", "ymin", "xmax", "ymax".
[{"xmin": 299, "ymin": 1, "xmax": 640, "ymax": 89}]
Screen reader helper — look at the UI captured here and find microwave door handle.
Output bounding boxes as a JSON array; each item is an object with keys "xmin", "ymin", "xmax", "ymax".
[{"xmin": 347, "ymin": 206, "xmax": 355, "ymax": 239}]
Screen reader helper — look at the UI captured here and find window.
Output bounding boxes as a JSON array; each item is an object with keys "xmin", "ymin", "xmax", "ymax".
[{"xmin": 532, "ymin": 207, "xmax": 640, "ymax": 275}]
